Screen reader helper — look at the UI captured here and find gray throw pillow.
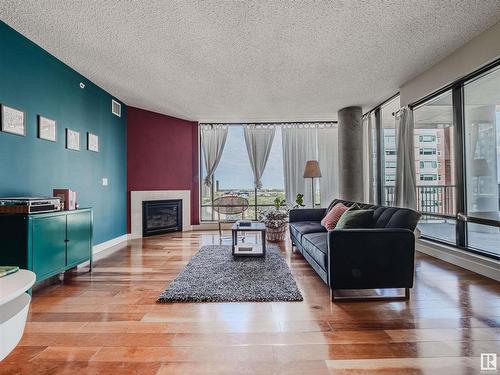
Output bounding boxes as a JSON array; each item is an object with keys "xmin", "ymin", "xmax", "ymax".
[{"xmin": 336, "ymin": 208, "xmax": 374, "ymax": 229}]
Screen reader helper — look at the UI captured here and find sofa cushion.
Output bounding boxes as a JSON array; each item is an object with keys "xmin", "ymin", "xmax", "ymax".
[
  {"xmin": 289, "ymin": 221, "xmax": 326, "ymax": 242},
  {"xmin": 385, "ymin": 208, "xmax": 421, "ymax": 230},
  {"xmin": 327, "ymin": 199, "xmax": 421, "ymax": 231},
  {"xmin": 301, "ymin": 232, "xmax": 328, "ymax": 270},
  {"xmin": 336, "ymin": 208, "xmax": 374, "ymax": 229},
  {"xmin": 321, "ymin": 202, "xmax": 348, "ymax": 230}
]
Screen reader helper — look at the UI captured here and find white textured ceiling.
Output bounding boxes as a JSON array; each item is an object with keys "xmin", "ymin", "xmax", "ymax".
[{"xmin": 1, "ymin": 1, "xmax": 500, "ymax": 122}]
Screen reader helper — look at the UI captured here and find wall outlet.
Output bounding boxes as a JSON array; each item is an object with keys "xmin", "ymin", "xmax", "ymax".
[{"xmin": 102, "ymin": 178, "xmax": 108, "ymax": 186}]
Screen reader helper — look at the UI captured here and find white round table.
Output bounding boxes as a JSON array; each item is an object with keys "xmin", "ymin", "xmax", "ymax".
[{"xmin": 0, "ymin": 269, "xmax": 36, "ymax": 361}]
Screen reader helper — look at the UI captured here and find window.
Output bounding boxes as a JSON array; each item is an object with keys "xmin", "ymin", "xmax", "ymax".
[
  {"xmin": 419, "ymin": 148, "xmax": 437, "ymax": 155},
  {"xmin": 380, "ymin": 95, "xmax": 400, "ymax": 206},
  {"xmin": 200, "ymin": 125, "xmax": 285, "ymax": 221},
  {"xmin": 413, "ymin": 90, "xmax": 456, "ymax": 244},
  {"xmin": 419, "ymin": 135, "xmax": 436, "ymax": 142},
  {"xmin": 384, "ymin": 136, "xmax": 395, "ymax": 145},
  {"xmin": 467, "ymin": 223, "xmax": 500, "ymax": 257},
  {"xmin": 370, "ymin": 63, "xmax": 500, "ymax": 259},
  {"xmin": 419, "ymin": 161, "xmax": 437, "ymax": 169},
  {"xmin": 420, "ymin": 174, "xmax": 437, "ymax": 181},
  {"xmin": 463, "ymin": 66, "xmax": 500, "ymax": 257}
]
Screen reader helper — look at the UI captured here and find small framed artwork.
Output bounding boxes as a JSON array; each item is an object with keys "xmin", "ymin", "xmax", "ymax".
[
  {"xmin": 38, "ymin": 115, "xmax": 57, "ymax": 142},
  {"xmin": 1, "ymin": 104, "xmax": 26, "ymax": 136},
  {"xmin": 87, "ymin": 132, "xmax": 99, "ymax": 152},
  {"xmin": 66, "ymin": 128, "xmax": 80, "ymax": 150}
]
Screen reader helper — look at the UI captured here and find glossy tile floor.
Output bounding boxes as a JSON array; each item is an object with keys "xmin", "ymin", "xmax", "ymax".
[{"xmin": 2, "ymin": 231, "xmax": 499, "ymax": 374}]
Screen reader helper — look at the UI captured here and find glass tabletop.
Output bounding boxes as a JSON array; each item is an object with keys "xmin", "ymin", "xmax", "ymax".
[{"xmin": 231, "ymin": 222, "xmax": 266, "ymax": 231}]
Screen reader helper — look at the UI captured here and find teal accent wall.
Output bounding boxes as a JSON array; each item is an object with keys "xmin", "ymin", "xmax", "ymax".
[{"xmin": 0, "ymin": 21, "xmax": 127, "ymax": 245}]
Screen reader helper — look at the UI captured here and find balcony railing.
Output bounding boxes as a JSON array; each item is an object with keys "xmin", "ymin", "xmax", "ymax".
[
  {"xmin": 201, "ymin": 188, "xmax": 287, "ymax": 222},
  {"xmin": 384, "ymin": 185, "xmax": 456, "ymax": 217}
]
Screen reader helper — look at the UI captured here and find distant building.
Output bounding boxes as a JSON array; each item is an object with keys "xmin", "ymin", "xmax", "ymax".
[{"xmin": 383, "ymin": 126, "xmax": 455, "ymax": 214}]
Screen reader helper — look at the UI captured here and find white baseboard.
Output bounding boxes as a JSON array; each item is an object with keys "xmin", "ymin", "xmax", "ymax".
[
  {"xmin": 92, "ymin": 234, "xmax": 129, "ymax": 255},
  {"xmin": 78, "ymin": 234, "xmax": 129, "ymax": 268},
  {"xmin": 416, "ymin": 239, "xmax": 500, "ymax": 281}
]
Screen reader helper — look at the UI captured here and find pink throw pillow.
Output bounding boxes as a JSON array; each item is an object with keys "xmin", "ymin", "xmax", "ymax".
[{"xmin": 321, "ymin": 203, "xmax": 348, "ymax": 230}]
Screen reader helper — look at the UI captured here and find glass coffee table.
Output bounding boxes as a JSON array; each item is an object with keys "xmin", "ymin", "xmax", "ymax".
[{"xmin": 231, "ymin": 222, "xmax": 266, "ymax": 257}]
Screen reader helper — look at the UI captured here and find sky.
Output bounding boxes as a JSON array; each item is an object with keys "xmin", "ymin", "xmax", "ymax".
[{"xmin": 213, "ymin": 126, "xmax": 284, "ymax": 190}]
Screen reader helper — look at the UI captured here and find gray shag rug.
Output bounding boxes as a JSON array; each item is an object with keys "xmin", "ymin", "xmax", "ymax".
[{"xmin": 157, "ymin": 244, "xmax": 303, "ymax": 303}]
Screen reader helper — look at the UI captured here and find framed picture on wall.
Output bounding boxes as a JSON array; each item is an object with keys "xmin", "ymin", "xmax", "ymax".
[
  {"xmin": 66, "ymin": 128, "xmax": 80, "ymax": 150},
  {"xmin": 38, "ymin": 115, "xmax": 57, "ymax": 142},
  {"xmin": 87, "ymin": 132, "xmax": 99, "ymax": 152},
  {"xmin": 1, "ymin": 104, "xmax": 25, "ymax": 136}
]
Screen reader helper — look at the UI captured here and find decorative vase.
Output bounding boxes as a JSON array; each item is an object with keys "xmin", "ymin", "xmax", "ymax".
[{"xmin": 266, "ymin": 225, "xmax": 287, "ymax": 242}]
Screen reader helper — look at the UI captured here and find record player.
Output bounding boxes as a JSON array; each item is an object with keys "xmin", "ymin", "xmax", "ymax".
[{"xmin": 0, "ymin": 197, "xmax": 61, "ymax": 214}]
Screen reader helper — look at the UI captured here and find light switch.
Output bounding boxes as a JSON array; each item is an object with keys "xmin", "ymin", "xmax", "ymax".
[{"xmin": 102, "ymin": 178, "xmax": 109, "ymax": 186}]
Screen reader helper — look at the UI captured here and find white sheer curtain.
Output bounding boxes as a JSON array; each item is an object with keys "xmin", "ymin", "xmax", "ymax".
[
  {"xmin": 362, "ymin": 112, "xmax": 377, "ymax": 203},
  {"xmin": 243, "ymin": 125, "xmax": 276, "ymax": 189},
  {"xmin": 282, "ymin": 125, "xmax": 318, "ymax": 207},
  {"xmin": 200, "ymin": 124, "xmax": 228, "ymax": 187},
  {"xmin": 282, "ymin": 123, "xmax": 338, "ymax": 208},
  {"xmin": 318, "ymin": 125, "xmax": 338, "ymax": 206},
  {"xmin": 394, "ymin": 107, "xmax": 417, "ymax": 209}
]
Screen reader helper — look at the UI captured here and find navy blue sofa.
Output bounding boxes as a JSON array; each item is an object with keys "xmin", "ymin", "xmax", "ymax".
[{"xmin": 289, "ymin": 199, "xmax": 421, "ymax": 300}]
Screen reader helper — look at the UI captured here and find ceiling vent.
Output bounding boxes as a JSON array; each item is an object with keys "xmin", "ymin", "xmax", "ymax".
[{"xmin": 112, "ymin": 99, "xmax": 121, "ymax": 117}]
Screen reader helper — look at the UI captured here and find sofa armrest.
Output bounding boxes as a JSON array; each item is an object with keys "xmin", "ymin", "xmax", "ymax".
[
  {"xmin": 289, "ymin": 208, "xmax": 326, "ymax": 223},
  {"xmin": 327, "ymin": 228, "xmax": 415, "ymax": 289}
]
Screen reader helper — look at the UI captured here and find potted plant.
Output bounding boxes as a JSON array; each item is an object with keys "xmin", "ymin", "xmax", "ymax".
[
  {"xmin": 259, "ymin": 197, "xmax": 289, "ymax": 242},
  {"xmin": 294, "ymin": 193, "xmax": 305, "ymax": 208}
]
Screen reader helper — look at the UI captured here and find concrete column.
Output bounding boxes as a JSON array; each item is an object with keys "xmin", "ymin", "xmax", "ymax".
[{"xmin": 338, "ymin": 106, "xmax": 363, "ymax": 201}]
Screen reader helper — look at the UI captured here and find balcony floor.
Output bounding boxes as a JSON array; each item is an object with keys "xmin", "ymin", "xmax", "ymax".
[{"xmin": 419, "ymin": 222, "xmax": 500, "ymax": 257}]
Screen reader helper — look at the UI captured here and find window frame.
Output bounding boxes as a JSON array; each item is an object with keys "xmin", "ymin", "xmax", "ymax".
[
  {"xmin": 198, "ymin": 125, "xmax": 281, "ymax": 222},
  {"xmin": 364, "ymin": 57, "xmax": 500, "ymax": 260},
  {"xmin": 409, "ymin": 59, "xmax": 500, "ymax": 260},
  {"xmin": 198, "ymin": 121, "xmax": 337, "ymax": 223}
]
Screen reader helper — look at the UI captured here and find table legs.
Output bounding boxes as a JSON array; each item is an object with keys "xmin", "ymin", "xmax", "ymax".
[{"xmin": 261, "ymin": 230, "xmax": 266, "ymax": 256}]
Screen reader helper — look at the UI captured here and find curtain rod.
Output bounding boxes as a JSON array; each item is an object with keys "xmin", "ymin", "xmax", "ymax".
[
  {"xmin": 362, "ymin": 92, "xmax": 400, "ymax": 118},
  {"xmin": 392, "ymin": 105, "xmax": 413, "ymax": 116},
  {"xmin": 199, "ymin": 120, "xmax": 337, "ymax": 125}
]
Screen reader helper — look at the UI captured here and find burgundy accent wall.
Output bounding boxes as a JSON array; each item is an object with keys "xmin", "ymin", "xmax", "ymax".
[{"xmin": 127, "ymin": 107, "xmax": 199, "ymax": 231}]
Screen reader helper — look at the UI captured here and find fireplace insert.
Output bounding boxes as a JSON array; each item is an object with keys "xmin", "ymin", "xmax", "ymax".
[{"xmin": 142, "ymin": 199, "xmax": 182, "ymax": 237}]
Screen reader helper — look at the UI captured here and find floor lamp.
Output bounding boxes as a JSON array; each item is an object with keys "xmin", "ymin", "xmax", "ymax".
[{"xmin": 303, "ymin": 160, "xmax": 322, "ymax": 208}]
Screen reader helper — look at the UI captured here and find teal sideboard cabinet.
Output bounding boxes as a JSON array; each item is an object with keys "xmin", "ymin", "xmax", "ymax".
[{"xmin": 0, "ymin": 209, "xmax": 92, "ymax": 285}]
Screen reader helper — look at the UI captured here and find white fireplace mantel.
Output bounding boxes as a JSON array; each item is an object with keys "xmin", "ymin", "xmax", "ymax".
[{"xmin": 130, "ymin": 190, "xmax": 191, "ymax": 238}]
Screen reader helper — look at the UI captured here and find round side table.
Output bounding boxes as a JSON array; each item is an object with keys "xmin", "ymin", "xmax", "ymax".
[{"xmin": 0, "ymin": 269, "xmax": 36, "ymax": 361}]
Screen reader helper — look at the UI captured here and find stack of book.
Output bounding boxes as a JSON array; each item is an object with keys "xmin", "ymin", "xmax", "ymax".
[{"xmin": 0, "ymin": 266, "xmax": 19, "ymax": 277}]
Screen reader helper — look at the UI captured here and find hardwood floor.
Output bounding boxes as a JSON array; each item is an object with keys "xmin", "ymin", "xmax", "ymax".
[{"xmin": 2, "ymin": 231, "xmax": 499, "ymax": 374}]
